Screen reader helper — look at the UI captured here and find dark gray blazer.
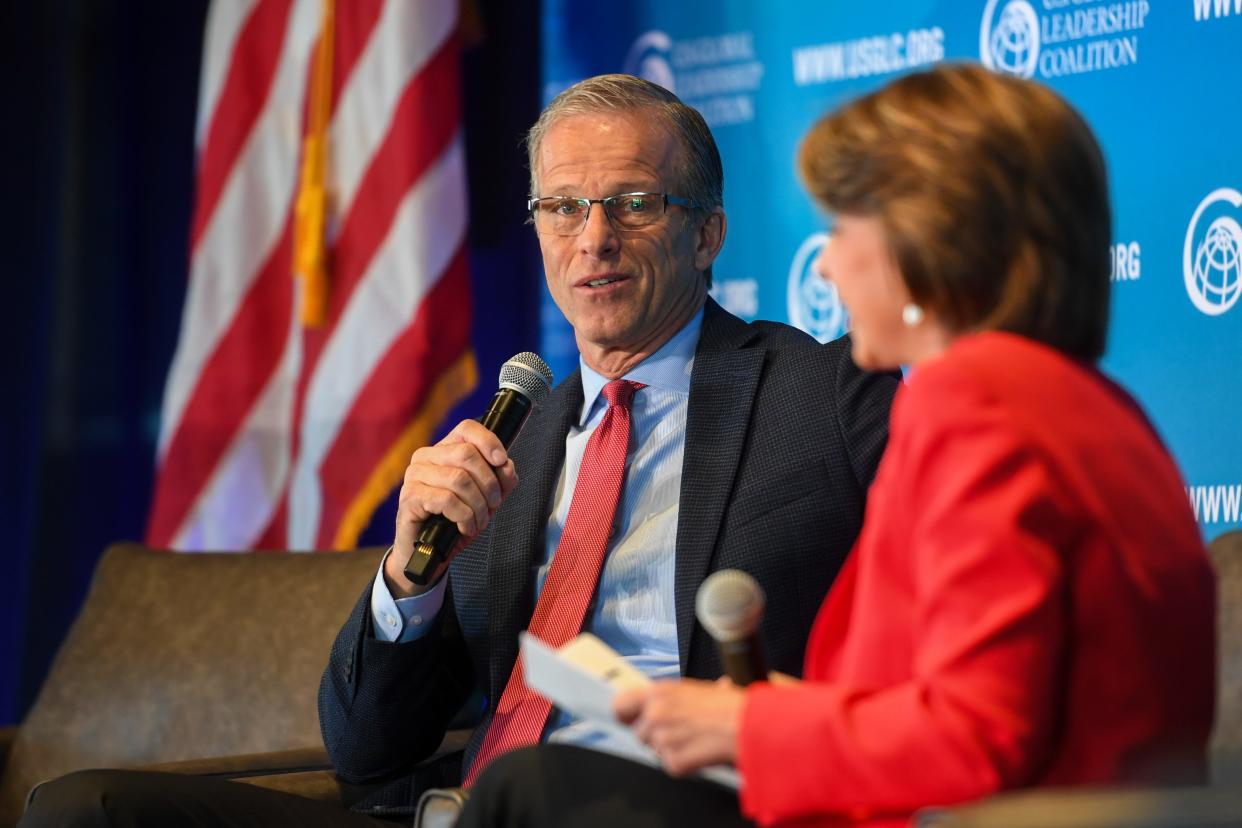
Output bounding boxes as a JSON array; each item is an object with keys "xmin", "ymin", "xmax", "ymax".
[{"xmin": 319, "ymin": 299, "xmax": 897, "ymax": 809}]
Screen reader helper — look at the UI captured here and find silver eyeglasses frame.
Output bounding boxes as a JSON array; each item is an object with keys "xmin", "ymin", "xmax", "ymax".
[{"xmin": 526, "ymin": 192, "xmax": 702, "ymax": 236}]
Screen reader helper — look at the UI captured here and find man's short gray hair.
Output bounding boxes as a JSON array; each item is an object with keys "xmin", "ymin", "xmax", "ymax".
[{"xmin": 526, "ymin": 74, "xmax": 724, "ymax": 214}]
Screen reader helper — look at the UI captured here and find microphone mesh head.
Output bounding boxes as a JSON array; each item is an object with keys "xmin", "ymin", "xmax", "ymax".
[
  {"xmin": 696, "ymin": 569, "xmax": 765, "ymax": 643},
  {"xmin": 499, "ymin": 352, "xmax": 553, "ymax": 404}
]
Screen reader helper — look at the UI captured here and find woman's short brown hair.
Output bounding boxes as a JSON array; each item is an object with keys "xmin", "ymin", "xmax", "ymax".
[{"xmin": 798, "ymin": 63, "xmax": 1111, "ymax": 360}]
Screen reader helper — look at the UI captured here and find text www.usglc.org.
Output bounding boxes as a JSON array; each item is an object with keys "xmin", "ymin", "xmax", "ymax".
[{"xmin": 1187, "ymin": 484, "xmax": 1242, "ymax": 524}]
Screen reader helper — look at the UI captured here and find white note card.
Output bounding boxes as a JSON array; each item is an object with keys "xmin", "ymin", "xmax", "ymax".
[{"xmin": 519, "ymin": 632, "xmax": 741, "ymax": 790}]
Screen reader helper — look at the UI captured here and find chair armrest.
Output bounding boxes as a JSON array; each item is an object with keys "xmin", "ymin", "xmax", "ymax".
[
  {"xmin": 915, "ymin": 785, "xmax": 1242, "ymax": 828},
  {"xmin": 140, "ymin": 746, "xmax": 343, "ymax": 805},
  {"xmin": 234, "ymin": 769, "xmax": 344, "ymax": 804},
  {"xmin": 136, "ymin": 729, "xmax": 474, "ymax": 810},
  {"xmin": 144, "ymin": 746, "xmax": 332, "ymax": 778},
  {"xmin": 0, "ymin": 725, "xmax": 16, "ymax": 775}
]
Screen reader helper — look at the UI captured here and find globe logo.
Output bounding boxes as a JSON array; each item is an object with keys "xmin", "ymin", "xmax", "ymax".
[
  {"xmin": 1194, "ymin": 220, "xmax": 1242, "ymax": 309},
  {"xmin": 624, "ymin": 30, "xmax": 676, "ymax": 93},
  {"xmin": 980, "ymin": 0, "xmax": 1041, "ymax": 79},
  {"xmin": 1184, "ymin": 188, "xmax": 1242, "ymax": 316},
  {"xmin": 787, "ymin": 233, "xmax": 850, "ymax": 343}
]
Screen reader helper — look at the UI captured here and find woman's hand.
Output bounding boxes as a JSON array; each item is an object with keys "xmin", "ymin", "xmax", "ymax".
[{"xmin": 614, "ymin": 678, "xmax": 747, "ymax": 776}]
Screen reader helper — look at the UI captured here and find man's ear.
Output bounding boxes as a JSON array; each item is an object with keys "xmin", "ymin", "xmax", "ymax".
[{"xmin": 694, "ymin": 208, "xmax": 727, "ymax": 273}]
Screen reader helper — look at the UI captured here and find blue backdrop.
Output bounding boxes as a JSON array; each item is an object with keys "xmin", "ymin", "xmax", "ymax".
[
  {"xmin": 539, "ymin": 0, "xmax": 1242, "ymax": 541},
  {"xmin": 7, "ymin": 0, "xmax": 1239, "ymax": 729}
]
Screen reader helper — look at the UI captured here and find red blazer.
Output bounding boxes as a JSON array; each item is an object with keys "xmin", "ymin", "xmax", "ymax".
[{"xmin": 736, "ymin": 333, "xmax": 1215, "ymax": 827}]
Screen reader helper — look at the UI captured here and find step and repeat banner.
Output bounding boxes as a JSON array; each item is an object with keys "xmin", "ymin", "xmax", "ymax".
[{"xmin": 537, "ymin": 0, "xmax": 1241, "ymax": 540}]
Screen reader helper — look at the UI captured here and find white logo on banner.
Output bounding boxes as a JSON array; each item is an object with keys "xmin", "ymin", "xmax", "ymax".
[
  {"xmin": 787, "ymin": 233, "xmax": 849, "ymax": 343},
  {"xmin": 1183, "ymin": 188, "xmax": 1242, "ymax": 316},
  {"xmin": 980, "ymin": 0, "xmax": 1041, "ymax": 78},
  {"xmin": 623, "ymin": 30, "xmax": 676, "ymax": 92},
  {"xmin": 623, "ymin": 29, "xmax": 765, "ymax": 126},
  {"xmin": 979, "ymin": 0, "xmax": 1150, "ymax": 79}
]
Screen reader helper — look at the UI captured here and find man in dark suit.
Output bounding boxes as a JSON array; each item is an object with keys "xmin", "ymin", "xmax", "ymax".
[
  {"xmin": 318, "ymin": 74, "xmax": 896, "ymax": 817},
  {"xmin": 19, "ymin": 74, "xmax": 894, "ymax": 828}
]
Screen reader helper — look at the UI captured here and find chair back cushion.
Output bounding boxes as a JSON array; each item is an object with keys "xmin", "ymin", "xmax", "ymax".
[
  {"xmin": 1209, "ymin": 529, "xmax": 1242, "ymax": 784},
  {"xmin": 0, "ymin": 543, "xmax": 384, "ymax": 825}
]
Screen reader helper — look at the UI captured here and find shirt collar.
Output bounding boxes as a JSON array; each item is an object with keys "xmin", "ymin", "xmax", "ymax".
[{"xmin": 577, "ymin": 306, "xmax": 704, "ymax": 426}]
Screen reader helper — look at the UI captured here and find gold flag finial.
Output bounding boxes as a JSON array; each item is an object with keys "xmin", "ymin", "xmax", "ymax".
[{"xmin": 293, "ymin": 0, "xmax": 335, "ymax": 328}]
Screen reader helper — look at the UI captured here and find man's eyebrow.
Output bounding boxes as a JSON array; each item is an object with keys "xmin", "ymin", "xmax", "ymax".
[{"xmin": 536, "ymin": 177, "xmax": 663, "ymax": 196}]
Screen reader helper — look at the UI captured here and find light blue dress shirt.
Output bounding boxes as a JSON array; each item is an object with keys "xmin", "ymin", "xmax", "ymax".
[{"xmin": 370, "ymin": 308, "xmax": 703, "ymax": 743}]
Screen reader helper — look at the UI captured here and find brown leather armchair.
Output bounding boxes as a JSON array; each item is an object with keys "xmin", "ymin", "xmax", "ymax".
[
  {"xmin": 0, "ymin": 542, "xmax": 466, "ymax": 826},
  {"xmin": 1209, "ymin": 528, "xmax": 1242, "ymax": 787}
]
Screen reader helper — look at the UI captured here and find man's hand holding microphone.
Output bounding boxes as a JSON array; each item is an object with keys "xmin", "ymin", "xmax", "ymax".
[{"xmin": 384, "ymin": 352, "xmax": 552, "ymax": 597}]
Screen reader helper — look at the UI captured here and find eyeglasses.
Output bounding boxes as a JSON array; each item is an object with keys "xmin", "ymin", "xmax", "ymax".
[{"xmin": 526, "ymin": 192, "xmax": 702, "ymax": 236}]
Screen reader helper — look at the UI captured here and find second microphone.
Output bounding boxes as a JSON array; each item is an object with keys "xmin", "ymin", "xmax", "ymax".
[{"xmin": 696, "ymin": 568, "xmax": 769, "ymax": 686}]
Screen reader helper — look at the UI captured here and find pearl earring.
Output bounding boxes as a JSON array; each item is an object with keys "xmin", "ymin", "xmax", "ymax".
[{"xmin": 902, "ymin": 303, "xmax": 924, "ymax": 327}]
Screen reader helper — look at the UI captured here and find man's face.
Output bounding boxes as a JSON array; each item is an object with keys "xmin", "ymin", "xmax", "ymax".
[{"xmin": 534, "ymin": 110, "xmax": 723, "ymax": 374}]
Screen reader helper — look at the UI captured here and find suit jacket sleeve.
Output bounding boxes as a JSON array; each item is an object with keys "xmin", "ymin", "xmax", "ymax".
[
  {"xmin": 736, "ymin": 378, "xmax": 1070, "ymax": 823},
  {"xmin": 318, "ymin": 574, "xmax": 476, "ymax": 784}
]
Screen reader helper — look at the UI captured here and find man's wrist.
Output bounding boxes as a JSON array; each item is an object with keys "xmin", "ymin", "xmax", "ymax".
[
  {"xmin": 384, "ymin": 545, "xmax": 440, "ymax": 598},
  {"xmin": 372, "ymin": 549, "xmax": 448, "ymax": 643}
]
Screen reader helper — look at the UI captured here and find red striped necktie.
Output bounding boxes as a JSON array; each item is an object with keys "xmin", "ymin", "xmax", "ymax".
[{"xmin": 464, "ymin": 379, "xmax": 645, "ymax": 786}]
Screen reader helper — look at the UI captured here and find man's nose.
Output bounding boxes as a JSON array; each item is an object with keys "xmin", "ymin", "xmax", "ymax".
[{"xmin": 578, "ymin": 201, "xmax": 619, "ymax": 256}]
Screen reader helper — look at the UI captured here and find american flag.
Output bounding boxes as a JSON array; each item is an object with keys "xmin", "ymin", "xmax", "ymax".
[{"xmin": 147, "ymin": 0, "xmax": 476, "ymax": 551}]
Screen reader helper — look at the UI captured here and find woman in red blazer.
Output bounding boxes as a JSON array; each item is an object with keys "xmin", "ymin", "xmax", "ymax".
[{"xmin": 459, "ymin": 64, "xmax": 1215, "ymax": 828}]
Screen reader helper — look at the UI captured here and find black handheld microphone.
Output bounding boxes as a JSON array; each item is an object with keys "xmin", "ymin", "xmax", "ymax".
[
  {"xmin": 695, "ymin": 569, "xmax": 769, "ymax": 686},
  {"xmin": 403, "ymin": 352, "xmax": 553, "ymax": 585}
]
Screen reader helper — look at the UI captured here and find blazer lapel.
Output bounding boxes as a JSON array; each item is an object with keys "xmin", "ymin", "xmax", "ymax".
[
  {"xmin": 674, "ymin": 300, "xmax": 764, "ymax": 672},
  {"xmin": 486, "ymin": 370, "xmax": 582, "ymax": 698}
]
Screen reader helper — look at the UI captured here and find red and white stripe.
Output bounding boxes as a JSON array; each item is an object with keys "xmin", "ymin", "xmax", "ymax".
[{"xmin": 149, "ymin": 0, "xmax": 475, "ymax": 551}]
